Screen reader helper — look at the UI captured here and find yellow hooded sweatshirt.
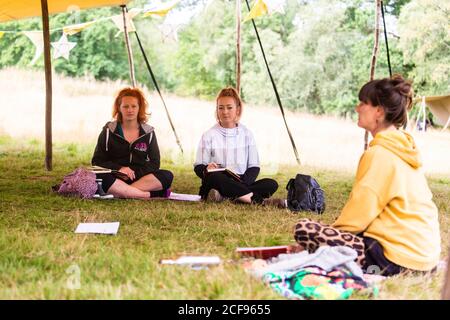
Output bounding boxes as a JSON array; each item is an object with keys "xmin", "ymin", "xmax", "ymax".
[{"xmin": 332, "ymin": 129, "xmax": 441, "ymax": 271}]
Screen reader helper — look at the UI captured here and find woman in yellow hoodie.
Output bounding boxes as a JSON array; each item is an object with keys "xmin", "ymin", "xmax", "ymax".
[{"xmin": 294, "ymin": 75, "xmax": 441, "ymax": 276}]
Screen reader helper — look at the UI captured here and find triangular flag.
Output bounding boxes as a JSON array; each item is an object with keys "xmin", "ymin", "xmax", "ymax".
[
  {"xmin": 63, "ymin": 20, "xmax": 97, "ymax": 36},
  {"xmin": 157, "ymin": 23, "xmax": 179, "ymax": 42},
  {"xmin": 128, "ymin": 7, "xmax": 143, "ymax": 19},
  {"xmin": 23, "ymin": 31, "xmax": 44, "ymax": 65},
  {"xmin": 51, "ymin": 33, "xmax": 77, "ymax": 60},
  {"xmin": 111, "ymin": 12, "xmax": 137, "ymax": 32},
  {"xmin": 142, "ymin": 0, "xmax": 180, "ymax": 17},
  {"xmin": 243, "ymin": 0, "xmax": 268, "ymax": 22},
  {"xmin": 265, "ymin": 0, "xmax": 286, "ymax": 15}
]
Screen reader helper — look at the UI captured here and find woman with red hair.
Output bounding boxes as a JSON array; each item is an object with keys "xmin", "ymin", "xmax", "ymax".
[{"xmin": 92, "ymin": 87, "xmax": 173, "ymax": 199}]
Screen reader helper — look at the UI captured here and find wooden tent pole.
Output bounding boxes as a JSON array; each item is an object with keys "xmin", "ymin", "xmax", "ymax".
[
  {"xmin": 365, "ymin": 0, "xmax": 381, "ymax": 150},
  {"xmin": 369, "ymin": 0, "xmax": 381, "ymax": 82},
  {"xmin": 41, "ymin": 0, "xmax": 52, "ymax": 170},
  {"xmin": 121, "ymin": 5, "xmax": 136, "ymax": 87},
  {"xmin": 442, "ymin": 245, "xmax": 450, "ymax": 299},
  {"xmin": 413, "ymin": 96, "xmax": 425, "ymax": 132},
  {"xmin": 442, "ymin": 116, "xmax": 450, "ymax": 132},
  {"xmin": 236, "ymin": 0, "xmax": 242, "ymax": 94},
  {"xmin": 422, "ymin": 98, "xmax": 427, "ymax": 131}
]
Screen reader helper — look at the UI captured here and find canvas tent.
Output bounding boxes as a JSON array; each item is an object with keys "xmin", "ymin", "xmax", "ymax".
[{"xmin": 413, "ymin": 95, "xmax": 450, "ymax": 130}]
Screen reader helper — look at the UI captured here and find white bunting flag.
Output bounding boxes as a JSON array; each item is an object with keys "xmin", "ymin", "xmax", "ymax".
[
  {"xmin": 23, "ymin": 31, "xmax": 44, "ymax": 65},
  {"xmin": 51, "ymin": 33, "xmax": 77, "ymax": 60}
]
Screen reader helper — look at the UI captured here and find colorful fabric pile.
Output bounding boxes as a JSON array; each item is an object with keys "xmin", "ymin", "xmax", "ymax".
[
  {"xmin": 248, "ymin": 246, "xmax": 379, "ymax": 300},
  {"xmin": 263, "ymin": 266, "xmax": 377, "ymax": 300}
]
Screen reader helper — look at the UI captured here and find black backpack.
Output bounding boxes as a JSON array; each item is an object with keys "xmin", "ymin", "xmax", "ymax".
[{"xmin": 286, "ymin": 174, "xmax": 326, "ymax": 214}]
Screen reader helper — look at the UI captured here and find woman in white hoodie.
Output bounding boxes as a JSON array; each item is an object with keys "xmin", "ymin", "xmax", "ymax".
[{"xmin": 194, "ymin": 87, "xmax": 282, "ymax": 206}]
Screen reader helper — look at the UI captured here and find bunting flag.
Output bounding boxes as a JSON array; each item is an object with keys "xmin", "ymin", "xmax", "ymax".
[
  {"xmin": 142, "ymin": 0, "xmax": 180, "ymax": 18},
  {"xmin": 1, "ymin": 3, "xmax": 181, "ymax": 60},
  {"xmin": 51, "ymin": 33, "xmax": 77, "ymax": 60},
  {"xmin": 23, "ymin": 31, "xmax": 44, "ymax": 65},
  {"xmin": 110, "ymin": 11, "xmax": 137, "ymax": 33},
  {"xmin": 243, "ymin": 0, "xmax": 268, "ymax": 22},
  {"xmin": 0, "ymin": 4, "xmax": 178, "ymax": 36},
  {"xmin": 63, "ymin": 20, "xmax": 97, "ymax": 36},
  {"xmin": 127, "ymin": 7, "xmax": 143, "ymax": 19},
  {"xmin": 266, "ymin": 0, "xmax": 286, "ymax": 15},
  {"xmin": 243, "ymin": 0, "xmax": 286, "ymax": 22},
  {"xmin": 157, "ymin": 23, "xmax": 179, "ymax": 42}
]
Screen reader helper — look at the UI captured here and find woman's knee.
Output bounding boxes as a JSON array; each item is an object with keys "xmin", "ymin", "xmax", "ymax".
[
  {"xmin": 266, "ymin": 178, "xmax": 279, "ymax": 194},
  {"xmin": 155, "ymin": 169, "xmax": 174, "ymax": 189}
]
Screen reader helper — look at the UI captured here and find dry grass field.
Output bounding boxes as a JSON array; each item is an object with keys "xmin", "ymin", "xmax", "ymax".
[{"xmin": 1, "ymin": 67, "xmax": 449, "ymax": 177}]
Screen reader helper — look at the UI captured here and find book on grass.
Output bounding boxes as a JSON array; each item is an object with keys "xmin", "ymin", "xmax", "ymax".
[
  {"xmin": 87, "ymin": 165, "xmax": 129, "ymax": 180},
  {"xmin": 236, "ymin": 245, "xmax": 290, "ymax": 259},
  {"xmin": 206, "ymin": 167, "xmax": 241, "ymax": 182}
]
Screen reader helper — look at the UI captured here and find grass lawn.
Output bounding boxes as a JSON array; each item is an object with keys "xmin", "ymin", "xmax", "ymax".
[{"xmin": 0, "ymin": 135, "xmax": 448, "ymax": 299}]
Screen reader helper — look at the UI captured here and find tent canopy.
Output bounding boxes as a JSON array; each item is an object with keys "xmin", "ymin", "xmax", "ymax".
[
  {"xmin": 414, "ymin": 95, "xmax": 450, "ymax": 126},
  {"xmin": 0, "ymin": 0, "xmax": 130, "ymax": 23}
]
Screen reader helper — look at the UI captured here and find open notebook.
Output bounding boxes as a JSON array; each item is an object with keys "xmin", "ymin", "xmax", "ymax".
[
  {"xmin": 206, "ymin": 167, "xmax": 241, "ymax": 181},
  {"xmin": 87, "ymin": 165, "xmax": 129, "ymax": 180}
]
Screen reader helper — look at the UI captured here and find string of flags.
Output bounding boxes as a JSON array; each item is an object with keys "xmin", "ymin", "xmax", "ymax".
[
  {"xmin": 0, "ymin": 0, "xmax": 286, "ymax": 65},
  {"xmin": 0, "ymin": 0, "xmax": 181, "ymax": 65}
]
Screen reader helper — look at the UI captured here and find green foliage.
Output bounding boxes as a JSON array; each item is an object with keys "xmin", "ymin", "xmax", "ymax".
[
  {"xmin": 398, "ymin": 0, "xmax": 450, "ymax": 95},
  {"xmin": 172, "ymin": 0, "xmax": 237, "ymax": 98}
]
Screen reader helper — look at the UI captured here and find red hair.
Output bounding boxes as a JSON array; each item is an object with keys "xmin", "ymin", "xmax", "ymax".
[{"xmin": 112, "ymin": 87, "xmax": 149, "ymax": 123}]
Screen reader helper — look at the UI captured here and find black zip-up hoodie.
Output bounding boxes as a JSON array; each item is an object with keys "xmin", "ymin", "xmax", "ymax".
[{"xmin": 92, "ymin": 121, "xmax": 160, "ymax": 180}]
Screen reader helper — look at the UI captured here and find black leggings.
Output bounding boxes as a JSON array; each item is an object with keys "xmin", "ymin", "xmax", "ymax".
[
  {"xmin": 96, "ymin": 169, "xmax": 173, "ymax": 192},
  {"xmin": 199, "ymin": 172, "xmax": 278, "ymax": 203}
]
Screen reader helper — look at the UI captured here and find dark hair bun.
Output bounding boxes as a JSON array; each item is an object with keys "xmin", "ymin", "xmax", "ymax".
[
  {"xmin": 391, "ymin": 74, "xmax": 413, "ymax": 111},
  {"xmin": 358, "ymin": 74, "xmax": 414, "ymax": 128}
]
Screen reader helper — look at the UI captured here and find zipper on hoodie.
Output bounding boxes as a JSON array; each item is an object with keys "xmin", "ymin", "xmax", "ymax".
[{"xmin": 107, "ymin": 128, "xmax": 151, "ymax": 165}]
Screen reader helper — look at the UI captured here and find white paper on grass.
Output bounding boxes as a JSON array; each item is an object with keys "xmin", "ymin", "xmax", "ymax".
[
  {"xmin": 168, "ymin": 192, "xmax": 201, "ymax": 202},
  {"xmin": 75, "ymin": 222, "xmax": 120, "ymax": 235},
  {"xmin": 160, "ymin": 256, "xmax": 221, "ymax": 265}
]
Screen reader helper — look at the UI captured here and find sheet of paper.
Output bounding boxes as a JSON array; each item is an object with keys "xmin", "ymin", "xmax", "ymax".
[
  {"xmin": 75, "ymin": 222, "xmax": 120, "ymax": 235},
  {"xmin": 160, "ymin": 256, "xmax": 221, "ymax": 265},
  {"xmin": 168, "ymin": 192, "xmax": 201, "ymax": 202}
]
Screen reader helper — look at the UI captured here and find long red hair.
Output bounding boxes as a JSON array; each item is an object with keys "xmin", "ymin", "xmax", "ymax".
[{"xmin": 112, "ymin": 87, "xmax": 149, "ymax": 123}]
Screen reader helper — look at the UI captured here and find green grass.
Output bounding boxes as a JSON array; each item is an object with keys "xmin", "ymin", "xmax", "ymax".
[{"xmin": 0, "ymin": 136, "xmax": 448, "ymax": 299}]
